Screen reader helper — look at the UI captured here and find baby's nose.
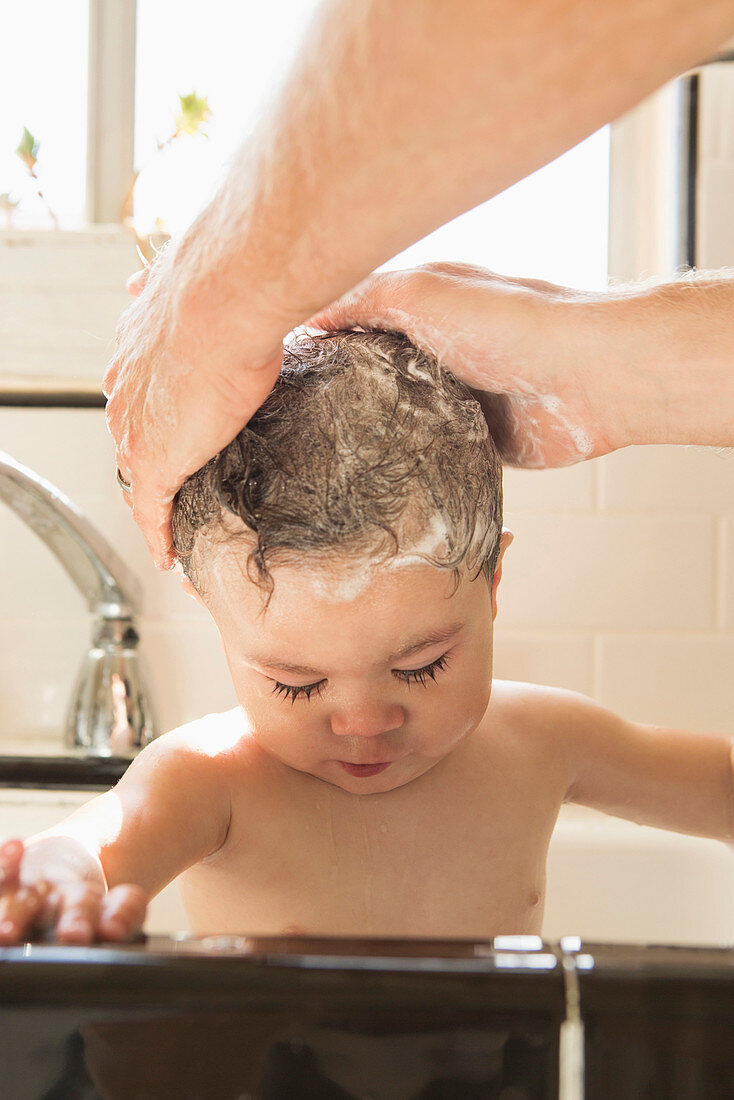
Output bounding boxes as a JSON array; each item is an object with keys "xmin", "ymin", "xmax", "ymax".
[{"xmin": 329, "ymin": 702, "xmax": 405, "ymax": 739}]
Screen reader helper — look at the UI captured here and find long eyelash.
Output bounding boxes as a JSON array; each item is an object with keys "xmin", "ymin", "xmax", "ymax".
[
  {"xmin": 271, "ymin": 653, "xmax": 450, "ymax": 703},
  {"xmin": 393, "ymin": 653, "xmax": 450, "ymax": 688},
  {"xmin": 271, "ymin": 679, "xmax": 326, "ymax": 704}
]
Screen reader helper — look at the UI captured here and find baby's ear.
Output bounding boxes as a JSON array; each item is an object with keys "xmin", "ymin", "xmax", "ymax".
[{"xmin": 491, "ymin": 529, "xmax": 514, "ymax": 620}]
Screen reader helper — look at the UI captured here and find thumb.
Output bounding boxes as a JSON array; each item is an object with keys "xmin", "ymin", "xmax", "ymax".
[
  {"xmin": 307, "ymin": 274, "xmax": 387, "ymax": 332},
  {"xmin": 308, "ymin": 271, "xmax": 413, "ymax": 334},
  {"xmin": 308, "ymin": 297, "xmax": 360, "ymax": 332}
]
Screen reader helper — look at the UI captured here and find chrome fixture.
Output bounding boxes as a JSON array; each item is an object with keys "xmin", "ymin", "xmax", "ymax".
[{"xmin": 0, "ymin": 451, "xmax": 156, "ymax": 756}]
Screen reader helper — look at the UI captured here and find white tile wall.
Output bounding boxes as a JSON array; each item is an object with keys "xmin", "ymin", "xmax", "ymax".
[
  {"xmin": 492, "ymin": 630, "xmax": 594, "ymax": 696},
  {"xmin": 598, "ymin": 446, "xmax": 734, "ymax": 514},
  {"xmin": 723, "ymin": 518, "xmax": 734, "ymax": 631},
  {"xmin": 0, "ymin": 231, "xmax": 237, "ymax": 746},
  {"xmin": 499, "ymin": 511, "xmax": 716, "ymax": 631},
  {"xmin": 597, "ymin": 635, "xmax": 734, "ymax": 733},
  {"xmin": 1, "ymin": 229, "xmax": 733, "ymax": 754},
  {"xmin": 502, "ymin": 462, "xmax": 596, "ymax": 512}
]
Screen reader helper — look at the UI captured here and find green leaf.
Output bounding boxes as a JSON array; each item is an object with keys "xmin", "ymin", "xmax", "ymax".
[
  {"xmin": 174, "ymin": 92, "xmax": 211, "ymax": 136},
  {"xmin": 15, "ymin": 126, "xmax": 39, "ymax": 170}
]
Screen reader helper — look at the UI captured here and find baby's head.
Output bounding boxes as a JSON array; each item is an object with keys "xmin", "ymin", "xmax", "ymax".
[{"xmin": 173, "ymin": 331, "xmax": 510, "ymax": 793}]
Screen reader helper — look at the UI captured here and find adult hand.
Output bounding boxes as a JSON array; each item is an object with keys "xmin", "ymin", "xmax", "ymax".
[
  {"xmin": 103, "ymin": 240, "xmax": 289, "ymax": 569},
  {"xmin": 310, "ymin": 263, "xmax": 618, "ymax": 467},
  {"xmin": 311, "ymin": 262, "xmax": 734, "ymax": 465}
]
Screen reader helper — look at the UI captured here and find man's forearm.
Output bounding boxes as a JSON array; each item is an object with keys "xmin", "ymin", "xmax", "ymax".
[
  {"xmin": 173, "ymin": 0, "xmax": 734, "ymax": 332},
  {"xmin": 578, "ymin": 270, "xmax": 734, "ymax": 450}
]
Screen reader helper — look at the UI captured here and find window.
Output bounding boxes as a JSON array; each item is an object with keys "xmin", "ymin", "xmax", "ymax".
[
  {"xmin": 1, "ymin": 1, "xmax": 88, "ymax": 228},
  {"xmin": 5, "ymin": 1, "xmax": 610, "ymax": 290},
  {"xmin": 133, "ymin": 0, "xmax": 320, "ymax": 235},
  {"xmin": 384, "ymin": 128, "xmax": 610, "ymax": 291}
]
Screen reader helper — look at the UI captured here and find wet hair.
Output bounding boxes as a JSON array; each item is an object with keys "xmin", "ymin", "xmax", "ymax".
[{"xmin": 172, "ymin": 330, "xmax": 503, "ymax": 602}]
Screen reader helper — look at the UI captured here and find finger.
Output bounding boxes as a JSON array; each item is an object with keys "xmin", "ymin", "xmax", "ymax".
[
  {"xmin": 0, "ymin": 838, "xmax": 25, "ymax": 891},
  {"xmin": 126, "ymin": 268, "xmax": 149, "ymax": 298},
  {"xmin": 99, "ymin": 885, "xmax": 148, "ymax": 941},
  {"xmin": 308, "ymin": 271, "xmax": 418, "ymax": 336},
  {"xmin": 56, "ymin": 884, "xmax": 104, "ymax": 945},
  {"xmin": 308, "ymin": 287, "xmax": 380, "ymax": 332},
  {"xmin": 130, "ymin": 495, "xmax": 177, "ymax": 571},
  {"xmin": 0, "ymin": 882, "xmax": 51, "ymax": 944},
  {"xmin": 114, "ymin": 460, "xmax": 135, "ymax": 510}
]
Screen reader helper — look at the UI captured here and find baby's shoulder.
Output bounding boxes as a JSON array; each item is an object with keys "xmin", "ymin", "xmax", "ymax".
[
  {"xmin": 486, "ymin": 680, "xmax": 602, "ymax": 742},
  {"xmin": 478, "ymin": 681, "xmax": 607, "ymax": 800},
  {"xmin": 162, "ymin": 706, "xmax": 251, "ymax": 753},
  {"xmin": 147, "ymin": 707, "xmax": 258, "ymax": 781}
]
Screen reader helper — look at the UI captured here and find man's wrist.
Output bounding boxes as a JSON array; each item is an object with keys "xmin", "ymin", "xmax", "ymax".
[
  {"xmin": 163, "ymin": 197, "xmax": 309, "ymax": 374},
  {"xmin": 568, "ymin": 273, "xmax": 734, "ymax": 451}
]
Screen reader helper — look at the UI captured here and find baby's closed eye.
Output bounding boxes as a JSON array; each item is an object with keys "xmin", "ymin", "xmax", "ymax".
[{"xmin": 270, "ymin": 652, "xmax": 452, "ymax": 703}]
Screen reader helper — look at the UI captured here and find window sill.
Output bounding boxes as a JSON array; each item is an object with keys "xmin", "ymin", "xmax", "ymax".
[{"xmin": 0, "ymin": 225, "xmax": 132, "ymax": 246}]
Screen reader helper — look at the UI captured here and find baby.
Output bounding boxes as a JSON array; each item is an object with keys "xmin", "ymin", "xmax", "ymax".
[{"xmin": 1, "ymin": 330, "xmax": 733, "ymax": 945}]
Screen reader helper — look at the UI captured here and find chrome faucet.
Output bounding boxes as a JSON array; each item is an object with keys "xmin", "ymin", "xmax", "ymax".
[{"xmin": 0, "ymin": 451, "xmax": 156, "ymax": 757}]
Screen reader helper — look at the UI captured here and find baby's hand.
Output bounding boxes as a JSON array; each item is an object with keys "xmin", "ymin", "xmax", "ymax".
[{"xmin": 0, "ymin": 837, "xmax": 147, "ymax": 946}]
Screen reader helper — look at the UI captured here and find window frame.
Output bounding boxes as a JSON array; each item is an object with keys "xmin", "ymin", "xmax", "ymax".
[{"xmin": 86, "ymin": 0, "xmax": 136, "ymax": 224}]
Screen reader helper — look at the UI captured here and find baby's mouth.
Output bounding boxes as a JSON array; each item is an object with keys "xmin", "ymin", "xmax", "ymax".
[{"xmin": 337, "ymin": 761, "xmax": 392, "ymax": 777}]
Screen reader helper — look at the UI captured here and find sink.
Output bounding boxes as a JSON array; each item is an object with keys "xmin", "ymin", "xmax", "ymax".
[
  {"xmin": 0, "ymin": 754, "xmax": 130, "ymax": 789},
  {"xmin": 0, "ymin": 737, "xmax": 131, "ymax": 789}
]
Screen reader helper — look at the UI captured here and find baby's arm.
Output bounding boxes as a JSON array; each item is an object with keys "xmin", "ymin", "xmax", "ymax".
[
  {"xmin": 550, "ymin": 689, "xmax": 734, "ymax": 840},
  {"xmin": 0, "ymin": 729, "xmax": 232, "ymax": 944}
]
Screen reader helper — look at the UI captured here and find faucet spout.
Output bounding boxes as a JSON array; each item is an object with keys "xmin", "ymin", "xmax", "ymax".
[
  {"xmin": 0, "ymin": 451, "xmax": 156, "ymax": 756},
  {"xmin": 0, "ymin": 451, "xmax": 141, "ymax": 619}
]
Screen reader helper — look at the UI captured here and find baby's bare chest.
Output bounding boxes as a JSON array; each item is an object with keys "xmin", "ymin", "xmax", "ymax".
[{"xmin": 180, "ymin": 755, "xmax": 562, "ymax": 939}]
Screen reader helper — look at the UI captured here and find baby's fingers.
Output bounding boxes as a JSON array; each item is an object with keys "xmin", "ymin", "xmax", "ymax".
[
  {"xmin": 99, "ymin": 884, "xmax": 148, "ymax": 942},
  {"xmin": 0, "ymin": 838, "xmax": 25, "ymax": 891},
  {"xmin": 0, "ymin": 881, "xmax": 52, "ymax": 944},
  {"xmin": 55, "ymin": 882, "xmax": 105, "ymax": 945}
]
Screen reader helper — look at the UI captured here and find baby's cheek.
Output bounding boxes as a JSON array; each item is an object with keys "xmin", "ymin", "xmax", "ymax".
[
  {"xmin": 246, "ymin": 698, "xmax": 319, "ymax": 755},
  {"xmin": 445, "ymin": 673, "xmax": 491, "ymax": 736}
]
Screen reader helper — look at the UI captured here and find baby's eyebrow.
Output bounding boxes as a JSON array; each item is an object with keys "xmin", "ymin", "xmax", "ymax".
[
  {"xmin": 390, "ymin": 621, "xmax": 465, "ymax": 661},
  {"xmin": 247, "ymin": 622, "xmax": 465, "ymax": 677}
]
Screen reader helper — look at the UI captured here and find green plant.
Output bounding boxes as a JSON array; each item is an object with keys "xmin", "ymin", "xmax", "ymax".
[
  {"xmin": 121, "ymin": 90, "xmax": 212, "ymax": 253},
  {"xmin": 14, "ymin": 126, "xmax": 59, "ymax": 228}
]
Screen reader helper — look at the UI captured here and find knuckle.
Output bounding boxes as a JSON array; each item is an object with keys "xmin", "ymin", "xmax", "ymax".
[
  {"xmin": 61, "ymin": 881, "xmax": 103, "ymax": 909},
  {"xmin": 7, "ymin": 887, "xmax": 41, "ymax": 914},
  {"xmin": 103, "ymin": 886, "xmax": 147, "ymax": 931},
  {"xmin": 107, "ymin": 883, "xmax": 146, "ymax": 914}
]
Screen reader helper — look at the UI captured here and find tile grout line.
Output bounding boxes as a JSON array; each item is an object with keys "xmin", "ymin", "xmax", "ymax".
[
  {"xmin": 715, "ymin": 516, "xmax": 727, "ymax": 631},
  {"xmin": 592, "ymin": 459, "xmax": 602, "ymax": 514},
  {"xmin": 591, "ymin": 633, "xmax": 603, "ymax": 701}
]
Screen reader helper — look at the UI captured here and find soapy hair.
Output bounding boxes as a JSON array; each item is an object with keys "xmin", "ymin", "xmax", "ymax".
[{"xmin": 172, "ymin": 330, "xmax": 503, "ymax": 602}]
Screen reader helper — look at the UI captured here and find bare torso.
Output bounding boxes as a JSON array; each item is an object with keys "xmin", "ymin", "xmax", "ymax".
[{"xmin": 178, "ymin": 681, "xmax": 571, "ymax": 939}]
